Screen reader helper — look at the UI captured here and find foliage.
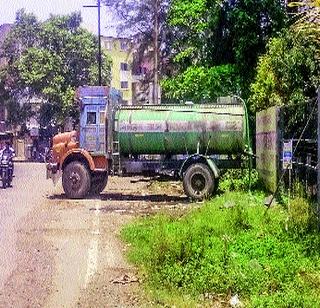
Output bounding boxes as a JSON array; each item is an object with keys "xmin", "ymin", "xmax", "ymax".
[
  {"xmin": 161, "ymin": 64, "xmax": 239, "ymax": 102},
  {"xmin": 290, "ymin": 0, "xmax": 320, "ymax": 43},
  {"xmin": 287, "ymin": 197, "xmax": 318, "ymax": 235},
  {"xmin": 250, "ymin": 30, "xmax": 320, "ymax": 112},
  {"xmin": 219, "ymin": 169, "xmax": 259, "ymax": 192},
  {"xmin": 165, "ymin": 0, "xmax": 287, "ymax": 100},
  {"xmin": 122, "ymin": 192, "xmax": 320, "ymax": 307},
  {"xmin": 0, "ymin": 10, "xmax": 112, "ymax": 126},
  {"xmin": 3, "ymin": 97, "xmax": 32, "ymax": 131},
  {"xmin": 249, "ymin": 29, "xmax": 320, "ymax": 137}
]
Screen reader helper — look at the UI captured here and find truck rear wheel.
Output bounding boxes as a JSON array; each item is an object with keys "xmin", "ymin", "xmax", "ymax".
[
  {"xmin": 90, "ymin": 172, "xmax": 108, "ymax": 195},
  {"xmin": 62, "ymin": 161, "xmax": 91, "ymax": 199},
  {"xmin": 183, "ymin": 163, "xmax": 216, "ymax": 200}
]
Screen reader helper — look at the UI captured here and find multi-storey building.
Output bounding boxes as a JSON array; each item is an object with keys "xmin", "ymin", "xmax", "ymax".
[
  {"xmin": 102, "ymin": 36, "xmax": 134, "ymax": 105},
  {"xmin": 102, "ymin": 36, "xmax": 161, "ymax": 105}
]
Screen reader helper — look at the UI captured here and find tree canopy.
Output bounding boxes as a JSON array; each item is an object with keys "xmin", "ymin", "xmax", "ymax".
[
  {"xmin": 0, "ymin": 10, "xmax": 111, "ymax": 128},
  {"xmin": 163, "ymin": 0, "xmax": 288, "ymax": 101},
  {"xmin": 249, "ymin": 2, "xmax": 320, "ymax": 136}
]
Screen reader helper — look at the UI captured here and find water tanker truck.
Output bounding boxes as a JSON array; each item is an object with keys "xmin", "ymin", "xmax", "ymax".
[{"xmin": 46, "ymin": 86, "xmax": 251, "ymax": 200}]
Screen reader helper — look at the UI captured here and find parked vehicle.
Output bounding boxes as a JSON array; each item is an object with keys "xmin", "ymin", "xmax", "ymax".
[
  {"xmin": 47, "ymin": 86, "xmax": 252, "ymax": 199},
  {"xmin": 1, "ymin": 152, "xmax": 13, "ymax": 189}
]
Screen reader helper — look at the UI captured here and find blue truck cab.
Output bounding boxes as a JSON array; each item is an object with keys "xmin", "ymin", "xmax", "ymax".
[{"xmin": 77, "ymin": 86, "xmax": 121, "ymax": 155}]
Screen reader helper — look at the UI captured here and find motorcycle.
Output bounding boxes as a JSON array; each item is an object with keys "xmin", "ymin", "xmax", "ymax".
[{"xmin": 0, "ymin": 153, "xmax": 13, "ymax": 189}]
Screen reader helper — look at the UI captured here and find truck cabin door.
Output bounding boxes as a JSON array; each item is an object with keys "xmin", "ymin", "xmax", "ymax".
[{"xmin": 80, "ymin": 100, "xmax": 107, "ymax": 154}]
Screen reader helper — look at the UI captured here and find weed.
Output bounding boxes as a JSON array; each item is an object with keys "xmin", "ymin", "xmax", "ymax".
[
  {"xmin": 122, "ymin": 192, "xmax": 320, "ymax": 307},
  {"xmin": 287, "ymin": 197, "xmax": 318, "ymax": 235},
  {"xmin": 219, "ymin": 169, "xmax": 259, "ymax": 192}
]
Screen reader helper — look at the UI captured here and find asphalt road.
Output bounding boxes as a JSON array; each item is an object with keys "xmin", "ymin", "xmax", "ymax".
[
  {"xmin": 0, "ymin": 162, "xmax": 51, "ymax": 290},
  {"xmin": 0, "ymin": 162, "xmax": 188, "ymax": 307}
]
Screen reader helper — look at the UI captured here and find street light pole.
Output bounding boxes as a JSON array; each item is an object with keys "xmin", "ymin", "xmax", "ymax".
[
  {"xmin": 84, "ymin": 0, "xmax": 102, "ymax": 86},
  {"xmin": 97, "ymin": 0, "xmax": 102, "ymax": 86}
]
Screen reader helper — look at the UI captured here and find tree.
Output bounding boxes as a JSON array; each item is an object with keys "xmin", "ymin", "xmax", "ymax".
[
  {"xmin": 249, "ymin": 29, "xmax": 320, "ymax": 136},
  {"xmin": 165, "ymin": 0, "xmax": 287, "ymax": 101},
  {"xmin": 290, "ymin": 0, "xmax": 320, "ymax": 43},
  {"xmin": 161, "ymin": 64, "xmax": 239, "ymax": 102},
  {"xmin": 0, "ymin": 10, "xmax": 112, "ymax": 126}
]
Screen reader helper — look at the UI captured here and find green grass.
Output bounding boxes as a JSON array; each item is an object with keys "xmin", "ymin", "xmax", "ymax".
[{"xmin": 122, "ymin": 192, "xmax": 320, "ymax": 307}]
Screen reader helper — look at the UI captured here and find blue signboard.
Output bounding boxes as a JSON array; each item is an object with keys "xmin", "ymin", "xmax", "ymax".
[{"xmin": 282, "ymin": 140, "xmax": 293, "ymax": 170}]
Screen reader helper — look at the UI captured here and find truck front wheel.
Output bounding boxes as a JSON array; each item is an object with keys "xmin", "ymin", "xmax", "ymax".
[
  {"xmin": 183, "ymin": 163, "xmax": 216, "ymax": 200},
  {"xmin": 62, "ymin": 161, "xmax": 91, "ymax": 199},
  {"xmin": 90, "ymin": 172, "xmax": 108, "ymax": 195}
]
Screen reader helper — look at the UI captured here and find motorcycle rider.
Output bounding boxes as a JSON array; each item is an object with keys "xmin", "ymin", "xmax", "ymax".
[
  {"xmin": 0, "ymin": 141, "xmax": 15, "ymax": 181},
  {"xmin": 0, "ymin": 141, "xmax": 15, "ymax": 159}
]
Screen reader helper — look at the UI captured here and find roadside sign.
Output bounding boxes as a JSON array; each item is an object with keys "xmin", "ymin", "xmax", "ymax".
[{"xmin": 283, "ymin": 140, "xmax": 293, "ymax": 170}]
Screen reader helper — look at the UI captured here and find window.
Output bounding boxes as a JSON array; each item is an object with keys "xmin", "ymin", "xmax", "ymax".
[
  {"xmin": 121, "ymin": 81, "xmax": 129, "ymax": 89},
  {"xmin": 120, "ymin": 41, "xmax": 128, "ymax": 51},
  {"xmin": 104, "ymin": 41, "xmax": 112, "ymax": 50},
  {"xmin": 120, "ymin": 62, "xmax": 129, "ymax": 71},
  {"xmin": 87, "ymin": 112, "xmax": 96, "ymax": 125},
  {"xmin": 136, "ymin": 66, "xmax": 148, "ymax": 75}
]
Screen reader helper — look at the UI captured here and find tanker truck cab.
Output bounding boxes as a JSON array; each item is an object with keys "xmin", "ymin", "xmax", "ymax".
[{"xmin": 47, "ymin": 86, "xmax": 121, "ymax": 199}]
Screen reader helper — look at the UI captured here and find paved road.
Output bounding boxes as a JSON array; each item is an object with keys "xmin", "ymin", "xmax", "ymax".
[
  {"xmin": 0, "ymin": 163, "xmax": 52, "ymax": 290},
  {"xmin": 0, "ymin": 162, "xmax": 187, "ymax": 307}
]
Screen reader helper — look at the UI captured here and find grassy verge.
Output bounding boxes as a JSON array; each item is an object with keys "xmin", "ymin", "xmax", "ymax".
[{"xmin": 122, "ymin": 192, "xmax": 320, "ymax": 307}]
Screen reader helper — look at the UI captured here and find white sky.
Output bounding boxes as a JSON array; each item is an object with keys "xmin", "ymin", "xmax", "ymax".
[{"xmin": 0, "ymin": 0, "xmax": 118, "ymax": 36}]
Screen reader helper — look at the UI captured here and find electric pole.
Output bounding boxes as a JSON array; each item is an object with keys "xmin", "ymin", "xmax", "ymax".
[
  {"xmin": 153, "ymin": 0, "xmax": 160, "ymax": 104},
  {"xmin": 84, "ymin": 0, "xmax": 102, "ymax": 86}
]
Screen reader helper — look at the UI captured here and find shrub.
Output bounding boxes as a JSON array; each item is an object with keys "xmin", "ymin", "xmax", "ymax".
[
  {"xmin": 287, "ymin": 197, "xmax": 317, "ymax": 235},
  {"xmin": 219, "ymin": 169, "xmax": 259, "ymax": 192}
]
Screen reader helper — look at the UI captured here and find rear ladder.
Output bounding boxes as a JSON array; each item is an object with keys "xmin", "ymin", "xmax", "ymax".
[{"xmin": 112, "ymin": 139, "xmax": 121, "ymax": 175}]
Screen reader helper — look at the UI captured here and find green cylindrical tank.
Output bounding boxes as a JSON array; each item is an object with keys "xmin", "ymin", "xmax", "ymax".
[{"xmin": 114, "ymin": 97, "xmax": 249, "ymax": 155}]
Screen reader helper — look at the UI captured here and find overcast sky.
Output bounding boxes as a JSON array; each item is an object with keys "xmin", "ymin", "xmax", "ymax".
[{"xmin": 0, "ymin": 0, "xmax": 118, "ymax": 36}]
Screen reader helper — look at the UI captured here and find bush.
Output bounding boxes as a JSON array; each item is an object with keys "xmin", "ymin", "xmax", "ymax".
[
  {"xmin": 219, "ymin": 169, "xmax": 259, "ymax": 192},
  {"xmin": 287, "ymin": 197, "xmax": 317, "ymax": 235}
]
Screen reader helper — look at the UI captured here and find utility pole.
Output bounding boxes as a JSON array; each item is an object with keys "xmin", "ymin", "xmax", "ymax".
[
  {"xmin": 84, "ymin": 0, "xmax": 102, "ymax": 86},
  {"xmin": 153, "ymin": 0, "xmax": 160, "ymax": 104},
  {"xmin": 317, "ymin": 87, "xmax": 320, "ymax": 206}
]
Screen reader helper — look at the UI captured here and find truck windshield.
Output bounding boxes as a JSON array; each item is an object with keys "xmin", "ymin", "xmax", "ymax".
[{"xmin": 87, "ymin": 112, "xmax": 96, "ymax": 125}]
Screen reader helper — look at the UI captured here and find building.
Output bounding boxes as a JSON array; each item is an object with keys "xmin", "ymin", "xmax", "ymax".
[
  {"xmin": 102, "ymin": 36, "xmax": 161, "ymax": 105},
  {"xmin": 102, "ymin": 36, "xmax": 134, "ymax": 105},
  {"xmin": 131, "ymin": 47, "xmax": 161, "ymax": 105}
]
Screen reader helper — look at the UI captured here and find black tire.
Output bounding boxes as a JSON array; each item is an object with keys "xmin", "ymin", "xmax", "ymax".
[
  {"xmin": 183, "ymin": 163, "xmax": 216, "ymax": 200},
  {"xmin": 8, "ymin": 169, "xmax": 13, "ymax": 187},
  {"xmin": 2, "ymin": 170, "xmax": 7, "ymax": 189},
  {"xmin": 90, "ymin": 172, "xmax": 108, "ymax": 195},
  {"xmin": 62, "ymin": 161, "xmax": 91, "ymax": 199}
]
